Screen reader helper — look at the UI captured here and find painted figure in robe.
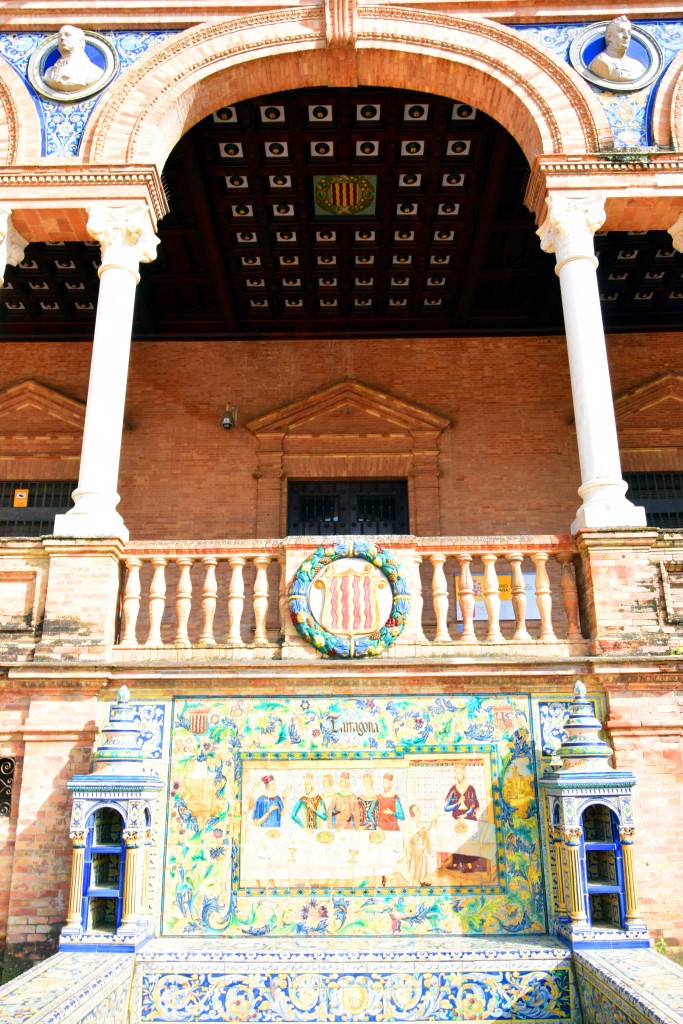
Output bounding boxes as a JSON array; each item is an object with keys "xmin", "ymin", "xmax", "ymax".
[{"xmin": 291, "ymin": 772, "xmax": 326, "ymax": 829}]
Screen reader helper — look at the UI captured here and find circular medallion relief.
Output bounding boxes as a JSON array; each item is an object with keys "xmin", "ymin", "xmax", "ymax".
[
  {"xmin": 569, "ymin": 17, "xmax": 662, "ymax": 92},
  {"xmin": 288, "ymin": 541, "xmax": 410, "ymax": 658},
  {"xmin": 29, "ymin": 26, "xmax": 118, "ymax": 103}
]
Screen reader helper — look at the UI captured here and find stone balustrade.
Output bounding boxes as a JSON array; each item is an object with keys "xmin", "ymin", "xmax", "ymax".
[
  {"xmin": 3, "ymin": 531, "xmax": 683, "ymax": 661},
  {"xmin": 113, "ymin": 536, "xmax": 586, "ymax": 660}
]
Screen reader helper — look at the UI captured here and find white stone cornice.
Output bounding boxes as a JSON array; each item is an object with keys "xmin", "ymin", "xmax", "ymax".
[
  {"xmin": 0, "ymin": 207, "xmax": 28, "ymax": 286},
  {"xmin": 87, "ymin": 202, "xmax": 159, "ymax": 282},
  {"xmin": 668, "ymin": 210, "xmax": 683, "ymax": 253},
  {"xmin": 537, "ymin": 193, "xmax": 606, "ymax": 274}
]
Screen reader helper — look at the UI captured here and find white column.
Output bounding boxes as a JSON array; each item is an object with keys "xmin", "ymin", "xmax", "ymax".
[
  {"xmin": 538, "ymin": 194, "xmax": 645, "ymax": 534},
  {"xmin": 54, "ymin": 203, "xmax": 159, "ymax": 541},
  {"xmin": 668, "ymin": 211, "xmax": 683, "ymax": 254},
  {"xmin": 0, "ymin": 208, "xmax": 28, "ymax": 286}
]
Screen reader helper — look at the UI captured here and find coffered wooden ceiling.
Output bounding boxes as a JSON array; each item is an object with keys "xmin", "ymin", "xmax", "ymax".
[{"xmin": 2, "ymin": 86, "xmax": 683, "ymax": 340}]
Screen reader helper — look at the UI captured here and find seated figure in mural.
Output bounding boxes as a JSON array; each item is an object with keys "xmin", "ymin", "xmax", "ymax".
[
  {"xmin": 443, "ymin": 764, "xmax": 485, "ymax": 872},
  {"xmin": 252, "ymin": 774, "xmax": 283, "ymax": 827},
  {"xmin": 328, "ymin": 771, "xmax": 362, "ymax": 829},
  {"xmin": 291, "ymin": 772, "xmax": 327, "ymax": 829},
  {"xmin": 44, "ymin": 25, "xmax": 104, "ymax": 92},
  {"xmin": 588, "ymin": 16, "xmax": 646, "ymax": 83},
  {"xmin": 375, "ymin": 772, "xmax": 405, "ymax": 831},
  {"xmin": 358, "ymin": 772, "xmax": 378, "ymax": 829}
]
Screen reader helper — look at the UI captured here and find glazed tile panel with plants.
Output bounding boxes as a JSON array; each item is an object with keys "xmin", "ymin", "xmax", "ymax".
[{"xmin": 162, "ymin": 694, "xmax": 545, "ymax": 937}]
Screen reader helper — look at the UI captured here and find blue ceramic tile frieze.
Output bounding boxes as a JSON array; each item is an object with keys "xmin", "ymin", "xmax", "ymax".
[{"xmin": 0, "ymin": 31, "xmax": 176, "ymax": 157}]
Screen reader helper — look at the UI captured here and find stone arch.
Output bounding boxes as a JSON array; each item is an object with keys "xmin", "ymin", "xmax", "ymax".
[
  {"xmin": 84, "ymin": 9, "xmax": 610, "ymax": 171},
  {"xmin": 653, "ymin": 47, "xmax": 683, "ymax": 149},
  {"xmin": 0, "ymin": 59, "xmax": 42, "ymax": 165}
]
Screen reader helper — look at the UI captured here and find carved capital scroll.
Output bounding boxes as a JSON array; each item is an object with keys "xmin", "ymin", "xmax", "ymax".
[
  {"xmin": 537, "ymin": 193, "xmax": 606, "ymax": 273},
  {"xmin": 87, "ymin": 202, "xmax": 159, "ymax": 283},
  {"xmin": 0, "ymin": 208, "xmax": 28, "ymax": 287}
]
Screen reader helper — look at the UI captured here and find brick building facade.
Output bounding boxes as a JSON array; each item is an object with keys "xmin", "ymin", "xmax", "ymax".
[{"xmin": 0, "ymin": 2, "xmax": 682, "ymax": 1021}]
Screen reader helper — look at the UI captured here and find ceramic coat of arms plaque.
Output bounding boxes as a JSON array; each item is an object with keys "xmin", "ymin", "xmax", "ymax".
[{"xmin": 288, "ymin": 541, "xmax": 410, "ymax": 657}]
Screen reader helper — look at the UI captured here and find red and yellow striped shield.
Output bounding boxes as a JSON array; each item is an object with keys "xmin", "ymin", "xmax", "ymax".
[
  {"xmin": 317, "ymin": 563, "xmax": 385, "ymax": 637},
  {"xmin": 330, "ymin": 179, "xmax": 359, "ymax": 209}
]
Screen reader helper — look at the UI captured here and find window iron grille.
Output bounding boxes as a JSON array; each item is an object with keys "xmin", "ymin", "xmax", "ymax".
[
  {"xmin": 0, "ymin": 757, "xmax": 15, "ymax": 817},
  {"xmin": 0, "ymin": 480, "xmax": 77, "ymax": 537},
  {"xmin": 624, "ymin": 472, "xmax": 683, "ymax": 529}
]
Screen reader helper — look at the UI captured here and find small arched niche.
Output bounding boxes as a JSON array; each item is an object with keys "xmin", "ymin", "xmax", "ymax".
[{"xmin": 580, "ymin": 802, "xmax": 626, "ymax": 931}]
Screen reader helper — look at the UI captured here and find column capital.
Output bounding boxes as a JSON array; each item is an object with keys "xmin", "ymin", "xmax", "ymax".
[
  {"xmin": 668, "ymin": 210, "xmax": 683, "ymax": 253},
  {"xmin": 0, "ymin": 207, "xmax": 28, "ymax": 286},
  {"xmin": 537, "ymin": 193, "xmax": 606, "ymax": 272},
  {"xmin": 87, "ymin": 202, "xmax": 159, "ymax": 282}
]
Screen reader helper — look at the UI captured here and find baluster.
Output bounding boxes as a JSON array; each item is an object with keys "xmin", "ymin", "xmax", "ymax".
[
  {"xmin": 430, "ymin": 553, "xmax": 451, "ymax": 643},
  {"xmin": 531, "ymin": 552, "xmax": 557, "ymax": 641},
  {"xmin": 253, "ymin": 556, "xmax": 270, "ymax": 646},
  {"xmin": 174, "ymin": 557, "xmax": 193, "ymax": 648},
  {"xmin": 557, "ymin": 552, "xmax": 583, "ymax": 639},
  {"xmin": 198, "ymin": 557, "xmax": 218, "ymax": 647},
  {"xmin": 506, "ymin": 552, "xmax": 531, "ymax": 642},
  {"xmin": 482, "ymin": 553, "xmax": 505, "ymax": 643},
  {"xmin": 120, "ymin": 556, "xmax": 142, "ymax": 647},
  {"xmin": 456, "ymin": 553, "xmax": 477, "ymax": 643},
  {"xmin": 227, "ymin": 556, "xmax": 246, "ymax": 647},
  {"xmin": 145, "ymin": 557, "xmax": 167, "ymax": 648},
  {"xmin": 277, "ymin": 556, "xmax": 287, "ymax": 643},
  {"xmin": 412, "ymin": 554, "xmax": 427, "ymax": 643}
]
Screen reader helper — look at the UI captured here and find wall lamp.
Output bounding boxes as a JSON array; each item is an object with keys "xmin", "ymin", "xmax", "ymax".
[{"xmin": 221, "ymin": 402, "xmax": 238, "ymax": 430}]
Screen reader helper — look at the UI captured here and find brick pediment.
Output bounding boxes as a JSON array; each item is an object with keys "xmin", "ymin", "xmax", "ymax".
[
  {"xmin": 0, "ymin": 380, "xmax": 85, "ymax": 455},
  {"xmin": 246, "ymin": 380, "xmax": 450, "ymax": 439},
  {"xmin": 615, "ymin": 373, "xmax": 683, "ymax": 431},
  {"xmin": 246, "ymin": 381, "xmax": 449, "ymax": 536}
]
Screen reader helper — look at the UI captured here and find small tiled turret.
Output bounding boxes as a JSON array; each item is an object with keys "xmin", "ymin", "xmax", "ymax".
[
  {"xmin": 60, "ymin": 687, "xmax": 163, "ymax": 951},
  {"xmin": 540, "ymin": 678, "xmax": 648, "ymax": 950}
]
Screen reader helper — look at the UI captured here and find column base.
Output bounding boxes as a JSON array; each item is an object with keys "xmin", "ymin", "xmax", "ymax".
[
  {"xmin": 571, "ymin": 478, "xmax": 647, "ymax": 534},
  {"xmin": 54, "ymin": 490, "xmax": 129, "ymax": 542},
  {"xmin": 555, "ymin": 917, "xmax": 650, "ymax": 950}
]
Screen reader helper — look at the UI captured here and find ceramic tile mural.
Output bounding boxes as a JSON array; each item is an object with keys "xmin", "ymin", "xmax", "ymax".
[
  {"xmin": 162, "ymin": 694, "xmax": 545, "ymax": 937},
  {"xmin": 135, "ymin": 936, "xmax": 578, "ymax": 1022},
  {"xmin": 0, "ymin": 950, "xmax": 134, "ymax": 1024}
]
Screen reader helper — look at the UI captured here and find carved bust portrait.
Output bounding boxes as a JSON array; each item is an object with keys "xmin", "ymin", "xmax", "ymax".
[
  {"xmin": 588, "ymin": 16, "xmax": 647, "ymax": 84},
  {"xmin": 43, "ymin": 25, "xmax": 104, "ymax": 93}
]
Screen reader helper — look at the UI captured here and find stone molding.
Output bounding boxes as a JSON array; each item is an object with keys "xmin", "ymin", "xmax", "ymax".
[
  {"xmin": 526, "ymin": 154, "xmax": 683, "ymax": 226},
  {"xmin": 84, "ymin": 8, "xmax": 607, "ymax": 169},
  {"xmin": 0, "ymin": 166, "xmax": 167, "ymax": 240},
  {"xmin": 325, "ymin": 0, "xmax": 357, "ymax": 46}
]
